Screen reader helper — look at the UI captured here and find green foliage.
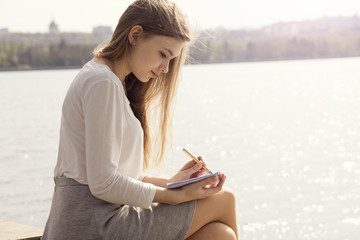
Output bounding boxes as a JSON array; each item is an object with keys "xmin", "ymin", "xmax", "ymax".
[
  {"xmin": 189, "ymin": 28, "xmax": 360, "ymax": 64},
  {"xmin": 0, "ymin": 38, "xmax": 96, "ymax": 70},
  {"xmin": 0, "ymin": 16, "xmax": 359, "ymax": 70},
  {"xmin": 189, "ymin": 16, "xmax": 360, "ymax": 64}
]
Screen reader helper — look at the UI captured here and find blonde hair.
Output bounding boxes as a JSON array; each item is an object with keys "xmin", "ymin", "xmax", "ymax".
[{"xmin": 93, "ymin": 0, "xmax": 191, "ymax": 170}]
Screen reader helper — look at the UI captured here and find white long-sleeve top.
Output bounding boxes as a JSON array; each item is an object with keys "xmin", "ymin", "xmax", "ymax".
[{"xmin": 54, "ymin": 59, "xmax": 156, "ymax": 209}]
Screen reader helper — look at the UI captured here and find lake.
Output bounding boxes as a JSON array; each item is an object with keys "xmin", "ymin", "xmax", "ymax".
[{"xmin": 1, "ymin": 57, "xmax": 360, "ymax": 239}]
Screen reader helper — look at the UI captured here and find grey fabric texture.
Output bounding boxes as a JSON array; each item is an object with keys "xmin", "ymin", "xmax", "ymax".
[{"xmin": 42, "ymin": 176, "xmax": 196, "ymax": 240}]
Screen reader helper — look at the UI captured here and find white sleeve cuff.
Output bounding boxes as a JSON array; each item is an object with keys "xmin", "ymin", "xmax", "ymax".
[{"xmin": 138, "ymin": 172, "xmax": 148, "ymax": 181}]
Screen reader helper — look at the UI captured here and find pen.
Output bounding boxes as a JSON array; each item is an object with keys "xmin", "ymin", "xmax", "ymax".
[{"xmin": 182, "ymin": 148, "xmax": 213, "ymax": 174}]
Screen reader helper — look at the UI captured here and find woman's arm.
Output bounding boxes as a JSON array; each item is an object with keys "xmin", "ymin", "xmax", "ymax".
[
  {"xmin": 83, "ymin": 79, "xmax": 156, "ymax": 209},
  {"xmin": 142, "ymin": 175, "xmax": 169, "ymax": 188}
]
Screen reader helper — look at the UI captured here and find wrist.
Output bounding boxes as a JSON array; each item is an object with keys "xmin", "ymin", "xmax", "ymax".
[
  {"xmin": 153, "ymin": 187, "xmax": 183, "ymax": 205},
  {"xmin": 143, "ymin": 175, "xmax": 170, "ymax": 188}
]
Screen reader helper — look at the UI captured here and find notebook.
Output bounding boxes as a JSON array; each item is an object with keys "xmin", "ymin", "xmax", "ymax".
[{"xmin": 166, "ymin": 172, "xmax": 220, "ymax": 189}]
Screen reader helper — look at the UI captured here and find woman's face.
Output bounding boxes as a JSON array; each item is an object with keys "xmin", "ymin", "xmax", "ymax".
[{"xmin": 128, "ymin": 33, "xmax": 185, "ymax": 82}]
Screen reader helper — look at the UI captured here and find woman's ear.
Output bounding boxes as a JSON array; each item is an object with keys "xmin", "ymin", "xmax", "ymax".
[{"xmin": 128, "ymin": 25, "xmax": 143, "ymax": 45}]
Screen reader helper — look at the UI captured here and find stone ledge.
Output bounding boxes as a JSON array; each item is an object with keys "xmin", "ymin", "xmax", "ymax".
[{"xmin": 0, "ymin": 219, "xmax": 42, "ymax": 240}]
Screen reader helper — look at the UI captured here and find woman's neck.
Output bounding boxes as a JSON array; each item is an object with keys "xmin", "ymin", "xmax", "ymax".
[{"xmin": 94, "ymin": 57, "xmax": 129, "ymax": 83}]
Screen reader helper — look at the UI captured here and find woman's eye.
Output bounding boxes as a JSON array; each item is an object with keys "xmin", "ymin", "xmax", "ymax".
[{"xmin": 160, "ymin": 52, "xmax": 166, "ymax": 58}]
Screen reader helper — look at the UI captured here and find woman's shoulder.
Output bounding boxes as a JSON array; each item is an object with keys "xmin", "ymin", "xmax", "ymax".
[
  {"xmin": 75, "ymin": 59, "xmax": 123, "ymax": 91},
  {"xmin": 66, "ymin": 59, "xmax": 127, "ymax": 103},
  {"xmin": 82, "ymin": 59, "xmax": 118, "ymax": 83}
]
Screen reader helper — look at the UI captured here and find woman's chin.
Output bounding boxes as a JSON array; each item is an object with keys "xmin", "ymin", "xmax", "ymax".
[{"xmin": 134, "ymin": 74, "xmax": 151, "ymax": 83}]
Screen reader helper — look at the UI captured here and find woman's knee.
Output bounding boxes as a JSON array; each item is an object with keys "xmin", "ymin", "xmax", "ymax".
[
  {"xmin": 210, "ymin": 222, "xmax": 237, "ymax": 240},
  {"xmin": 187, "ymin": 187, "xmax": 238, "ymax": 239},
  {"xmin": 217, "ymin": 187, "xmax": 236, "ymax": 206},
  {"xmin": 187, "ymin": 222, "xmax": 236, "ymax": 240}
]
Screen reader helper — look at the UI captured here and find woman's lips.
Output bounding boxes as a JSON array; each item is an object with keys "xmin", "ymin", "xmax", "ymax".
[{"xmin": 151, "ymin": 71, "xmax": 158, "ymax": 78}]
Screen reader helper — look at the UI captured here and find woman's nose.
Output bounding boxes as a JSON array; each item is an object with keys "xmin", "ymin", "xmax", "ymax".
[{"xmin": 160, "ymin": 61, "xmax": 169, "ymax": 73}]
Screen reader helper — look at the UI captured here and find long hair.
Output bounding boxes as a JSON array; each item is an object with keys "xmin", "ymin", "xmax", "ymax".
[{"xmin": 93, "ymin": 0, "xmax": 191, "ymax": 170}]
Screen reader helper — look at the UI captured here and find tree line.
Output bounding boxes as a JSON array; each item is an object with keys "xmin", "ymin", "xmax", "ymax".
[
  {"xmin": 189, "ymin": 28, "xmax": 360, "ymax": 64},
  {"xmin": 1, "ymin": 16, "xmax": 360, "ymax": 70},
  {"xmin": 0, "ymin": 39, "xmax": 96, "ymax": 69}
]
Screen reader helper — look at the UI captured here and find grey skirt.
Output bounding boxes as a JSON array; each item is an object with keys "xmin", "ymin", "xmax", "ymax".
[{"xmin": 42, "ymin": 176, "xmax": 196, "ymax": 240}]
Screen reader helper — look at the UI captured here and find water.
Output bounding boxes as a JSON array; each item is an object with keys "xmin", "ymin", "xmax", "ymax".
[{"xmin": 1, "ymin": 57, "xmax": 360, "ymax": 239}]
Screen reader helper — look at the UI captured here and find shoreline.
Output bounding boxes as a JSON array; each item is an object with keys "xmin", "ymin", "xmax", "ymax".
[
  {"xmin": 1, "ymin": 55, "xmax": 359, "ymax": 72},
  {"xmin": 0, "ymin": 65, "xmax": 82, "ymax": 72}
]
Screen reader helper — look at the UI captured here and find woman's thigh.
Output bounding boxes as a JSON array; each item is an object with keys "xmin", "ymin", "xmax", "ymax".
[{"xmin": 185, "ymin": 187, "xmax": 237, "ymax": 238}]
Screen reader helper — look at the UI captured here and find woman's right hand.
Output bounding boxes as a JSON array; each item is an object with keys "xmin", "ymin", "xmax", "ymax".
[
  {"xmin": 154, "ymin": 173, "xmax": 226, "ymax": 205},
  {"xmin": 179, "ymin": 173, "xmax": 226, "ymax": 203}
]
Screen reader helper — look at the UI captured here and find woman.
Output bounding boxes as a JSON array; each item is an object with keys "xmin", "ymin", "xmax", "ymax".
[{"xmin": 43, "ymin": 0, "xmax": 238, "ymax": 239}]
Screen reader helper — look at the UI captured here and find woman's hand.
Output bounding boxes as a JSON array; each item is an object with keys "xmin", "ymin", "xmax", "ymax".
[
  {"xmin": 168, "ymin": 156, "xmax": 208, "ymax": 183},
  {"xmin": 153, "ymin": 156, "xmax": 226, "ymax": 205},
  {"xmin": 178, "ymin": 173, "xmax": 226, "ymax": 203},
  {"xmin": 143, "ymin": 156, "xmax": 210, "ymax": 188},
  {"xmin": 154, "ymin": 173, "xmax": 226, "ymax": 205}
]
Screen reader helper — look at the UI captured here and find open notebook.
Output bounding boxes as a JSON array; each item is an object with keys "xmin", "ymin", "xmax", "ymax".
[{"xmin": 166, "ymin": 172, "xmax": 220, "ymax": 189}]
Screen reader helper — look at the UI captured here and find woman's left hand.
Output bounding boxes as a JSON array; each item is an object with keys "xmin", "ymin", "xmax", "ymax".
[{"xmin": 168, "ymin": 156, "xmax": 208, "ymax": 183}]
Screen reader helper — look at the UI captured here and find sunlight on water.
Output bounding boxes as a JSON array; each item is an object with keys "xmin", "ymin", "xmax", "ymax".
[{"xmin": 1, "ymin": 57, "xmax": 360, "ymax": 239}]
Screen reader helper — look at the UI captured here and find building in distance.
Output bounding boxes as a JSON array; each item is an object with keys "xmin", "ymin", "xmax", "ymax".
[
  {"xmin": 49, "ymin": 20, "xmax": 59, "ymax": 35},
  {"xmin": 92, "ymin": 26, "xmax": 112, "ymax": 41}
]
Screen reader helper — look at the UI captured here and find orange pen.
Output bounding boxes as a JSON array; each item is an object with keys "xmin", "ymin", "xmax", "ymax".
[{"xmin": 182, "ymin": 148, "xmax": 213, "ymax": 174}]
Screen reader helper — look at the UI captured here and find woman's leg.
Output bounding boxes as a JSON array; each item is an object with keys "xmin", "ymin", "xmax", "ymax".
[
  {"xmin": 186, "ymin": 222, "xmax": 236, "ymax": 240},
  {"xmin": 185, "ymin": 187, "xmax": 238, "ymax": 240}
]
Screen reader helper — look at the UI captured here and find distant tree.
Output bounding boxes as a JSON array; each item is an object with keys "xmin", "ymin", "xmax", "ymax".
[
  {"xmin": 245, "ymin": 41, "xmax": 255, "ymax": 60},
  {"xmin": 223, "ymin": 40, "xmax": 233, "ymax": 62},
  {"xmin": 189, "ymin": 40, "xmax": 211, "ymax": 64}
]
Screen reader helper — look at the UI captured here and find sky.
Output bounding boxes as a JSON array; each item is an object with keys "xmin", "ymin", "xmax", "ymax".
[{"xmin": 0, "ymin": 0, "xmax": 359, "ymax": 33}]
